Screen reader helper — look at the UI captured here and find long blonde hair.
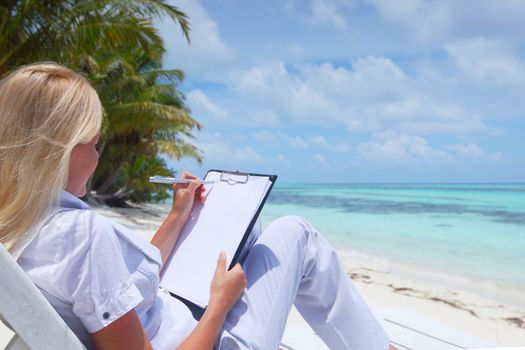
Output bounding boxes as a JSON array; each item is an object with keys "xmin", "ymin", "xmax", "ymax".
[{"xmin": 0, "ymin": 63, "xmax": 102, "ymax": 252}]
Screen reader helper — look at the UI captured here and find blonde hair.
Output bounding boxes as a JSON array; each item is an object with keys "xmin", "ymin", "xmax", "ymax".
[{"xmin": 0, "ymin": 63, "xmax": 102, "ymax": 252}]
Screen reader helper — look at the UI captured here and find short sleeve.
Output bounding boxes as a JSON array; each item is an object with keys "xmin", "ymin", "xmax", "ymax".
[{"xmin": 62, "ymin": 211, "xmax": 144, "ymax": 333}]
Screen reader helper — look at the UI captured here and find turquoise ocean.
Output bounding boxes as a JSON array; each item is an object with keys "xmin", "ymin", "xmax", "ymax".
[{"xmin": 259, "ymin": 183, "xmax": 525, "ymax": 294}]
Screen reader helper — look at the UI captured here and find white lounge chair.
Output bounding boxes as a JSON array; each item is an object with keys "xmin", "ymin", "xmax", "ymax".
[
  {"xmin": 279, "ymin": 306, "xmax": 494, "ymax": 350},
  {"xmin": 0, "ymin": 243, "xmax": 84, "ymax": 349}
]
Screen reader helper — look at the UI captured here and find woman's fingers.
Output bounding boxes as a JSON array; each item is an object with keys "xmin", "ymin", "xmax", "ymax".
[
  {"xmin": 209, "ymin": 253, "xmax": 246, "ymax": 312},
  {"xmin": 181, "ymin": 171, "xmax": 197, "ymax": 180},
  {"xmin": 187, "ymin": 179, "xmax": 201, "ymax": 191},
  {"xmin": 172, "ymin": 171, "xmax": 200, "ymax": 192},
  {"xmin": 180, "ymin": 171, "xmax": 207, "ymax": 202},
  {"xmin": 170, "ymin": 172, "xmax": 203, "ymax": 217},
  {"xmin": 195, "ymin": 184, "xmax": 207, "ymax": 202},
  {"xmin": 215, "ymin": 251, "xmax": 227, "ymax": 277},
  {"xmin": 172, "ymin": 182, "xmax": 183, "ymax": 192},
  {"xmin": 213, "ymin": 253, "xmax": 245, "ymax": 281},
  {"xmin": 231, "ymin": 263, "xmax": 247, "ymax": 288}
]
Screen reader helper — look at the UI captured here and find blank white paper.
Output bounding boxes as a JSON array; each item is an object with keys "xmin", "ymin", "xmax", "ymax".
[{"xmin": 160, "ymin": 171, "xmax": 272, "ymax": 308}]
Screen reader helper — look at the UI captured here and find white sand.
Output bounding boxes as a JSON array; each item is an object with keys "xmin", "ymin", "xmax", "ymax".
[{"xmin": 342, "ymin": 254, "xmax": 525, "ymax": 346}]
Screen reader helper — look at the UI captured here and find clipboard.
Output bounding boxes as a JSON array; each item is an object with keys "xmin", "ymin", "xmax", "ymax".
[{"xmin": 159, "ymin": 169, "xmax": 277, "ymax": 319}]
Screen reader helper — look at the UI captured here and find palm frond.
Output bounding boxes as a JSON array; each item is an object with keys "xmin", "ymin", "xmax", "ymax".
[
  {"xmin": 116, "ymin": 0, "xmax": 191, "ymax": 43},
  {"xmin": 157, "ymin": 139, "xmax": 202, "ymax": 162},
  {"xmin": 109, "ymin": 101, "xmax": 200, "ymax": 133}
]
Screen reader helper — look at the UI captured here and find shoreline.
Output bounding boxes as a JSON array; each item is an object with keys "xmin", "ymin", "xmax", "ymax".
[
  {"xmin": 337, "ymin": 249, "xmax": 525, "ymax": 310},
  {"xmin": 94, "ymin": 202, "xmax": 525, "ymax": 346},
  {"xmin": 338, "ymin": 251, "xmax": 525, "ymax": 345}
]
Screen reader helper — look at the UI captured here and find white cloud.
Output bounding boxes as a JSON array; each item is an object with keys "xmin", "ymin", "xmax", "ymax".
[
  {"xmin": 276, "ymin": 153, "xmax": 287, "ymax": 162},
  {"xmin": 446, "ymin": 38, "xmax": 525, "ymax": 86},
  {"xmin": 367, "ymin": 0, "xmax": 449, "ymax": 39},
  {"xmin": 229, "ymin": 58, "xmax": 492, "ymax": 135},
  {"xmin": 250, "ymin": 132, "xmax": 353, "ymax": 154},
  {"xmin": 313, "ymin": 153, "xmax": 328, "ymax": 164},
  {"xmin": 230, "ymin": 61, "xmax": 290, "ymax": 94},
  {"xmin": 187, "ymin": 131, "xmax": 264, "ymax": 163},
  {"xmin": 249, "ymin": 110, "xmax": 282, "ymax": 127},
  {"xmin": 308, "ymin": 0, "xmax": 347, "ymax": 31},
  {"xmin": 367, "ymin": 0, "xmax": 525, "ymax": 45},
  {"xmin": 365, "ymin": 0, "xmax": 469, "ymax": 49},
  {"xmin": 444, "ymin": 143, "xmax": 485, "ymax": 158},
  {"xmin": 310, "ymin": 135, "xmax": 352, "ymax": 152},
  {"xmin": 299, "ymin": 57, "xmax": 407, "ymax": 103},
  {"xmin": 489, "ymin": 153, "xmax": 504, "ymax": 162},
  {"xmin": 186, "ymin": 90, "xmax": 227, "ymax": 120},
  {"xmin": 201, "ymin": 143, "xmax": 264, "ymax": 163},
  {"xmin": 287, "ymin": 43, "xmax": 305, "ymax": 56},
  {"xmin": 274, "ymin": 152, "xmax": 292, "ymax": 168},
  {"xmin": 252, "ymin": 130, "xmax": 278, "ymax": 144},
  {"xmin": 357, "ymin": 131, "xmax": 449, "ymax": 164},
  {"xmin": 443, "ymin": 142, "xmax": 504, "ymax": 163},
  {"xmin": 356, "ymin": 132, "xmax": 504, "ymax": 166},
  {"xmin": 368, "ymin": 0, "xmax": 422, "ymax": 21},
  {"xmin": 310, "ymin": 135, "xmax": 328, "ymax": 147},
  {"xmin": 229, "ymin": 58, "xmax": 403, "ymax": 127},
  {"xmin": 161, "ymin": 0, "xmax": 236, "ymax": 82},
  {"xmin": 288, "ymin": 136, "xmax": 309, "ymax": 149},
  {"xmin": 382, "ymin": 99, "xmax": 490, "ymax": 135}
]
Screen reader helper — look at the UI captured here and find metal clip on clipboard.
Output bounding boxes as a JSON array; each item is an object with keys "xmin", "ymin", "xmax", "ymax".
[{"xmin": 219, "ymin": 171, "xmax": 250, "ymax": 185}]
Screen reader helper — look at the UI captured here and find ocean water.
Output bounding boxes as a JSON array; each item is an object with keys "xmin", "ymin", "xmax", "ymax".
[{"xmin": 260, "ymin": 183, "xmax": 525, "ymax": 292}]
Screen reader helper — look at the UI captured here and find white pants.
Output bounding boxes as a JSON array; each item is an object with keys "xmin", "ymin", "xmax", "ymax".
[{"xmin": 216, "ymin": 216, "xmax": 390, "ymax": 350}]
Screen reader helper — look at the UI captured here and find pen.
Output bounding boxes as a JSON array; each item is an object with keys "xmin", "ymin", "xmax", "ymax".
[{"xmin": 149, "ymin": 176, "xmax": 215, "ymax": 185}]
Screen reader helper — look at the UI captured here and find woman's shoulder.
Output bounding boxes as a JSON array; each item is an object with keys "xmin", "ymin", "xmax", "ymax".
[
  {"xmin": 47, "ymin": 206, "xmax": 113, "ymax": 234},
  {"xmin": 32, "ymin": 207, "xmax": 119, "ymax": 258}
]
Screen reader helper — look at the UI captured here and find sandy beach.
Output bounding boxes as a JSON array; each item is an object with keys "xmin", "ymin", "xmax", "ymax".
[
  {"xmin": 96, "ymin": 202, "xmax": 525, "ymax": 347},
  {"xmin": 342, "ymin": 255, "xmax": 525, "ymax": 346},
  {"xmin": 2, "ymin": 202, "xmax": 524, "ymax": 349}
]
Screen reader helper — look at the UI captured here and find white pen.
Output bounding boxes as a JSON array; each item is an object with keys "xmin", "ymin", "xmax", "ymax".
[{"xmin": 149, "ymin": 175, "xmax": 215, "ymax": 185}]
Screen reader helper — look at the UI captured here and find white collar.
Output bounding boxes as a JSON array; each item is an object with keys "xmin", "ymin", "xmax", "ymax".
[{"xmin": 60, "ymin": 191, "xmax": 92, "ymax": 210}]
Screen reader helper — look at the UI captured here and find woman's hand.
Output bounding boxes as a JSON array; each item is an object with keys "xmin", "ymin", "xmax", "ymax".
[
  {"xmin": 176, "ymin": 252, "xmax": 245, "ymax": 350},
  {"xmin": 170, "ymin": 171, "xmax": 206, "ymax": 223},
  {"xmin": 209, "ymin": 252, "xmax": 246, "ymax": 314}
]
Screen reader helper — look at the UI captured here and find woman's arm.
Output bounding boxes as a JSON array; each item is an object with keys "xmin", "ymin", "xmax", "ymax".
[
  {"xmin": 91, "ymin": 252, "xmax": 245, "ymax": 350},
  {"xmin": 150, "ymin": 172, "xmax": 206, "ymax": 267},
  {"xmin": 91, "ymin": 309, "xmax": 152, "ymax": 350}
]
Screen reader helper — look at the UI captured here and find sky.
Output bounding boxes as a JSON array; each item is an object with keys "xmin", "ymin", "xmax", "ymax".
[{"xmin": 158, "ymin": 0, "xmax": 525, "ymax": 183}]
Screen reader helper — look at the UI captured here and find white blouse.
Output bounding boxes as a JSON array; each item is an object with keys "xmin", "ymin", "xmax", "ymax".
[{"xmin": 14, "ymin": 191, "xmax": 197, "ymax": 349}]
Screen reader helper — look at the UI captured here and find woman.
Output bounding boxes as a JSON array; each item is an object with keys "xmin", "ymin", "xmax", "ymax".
[{"xmin": 0, "ymin": 63, "xmax": 393, "ymax": 349}]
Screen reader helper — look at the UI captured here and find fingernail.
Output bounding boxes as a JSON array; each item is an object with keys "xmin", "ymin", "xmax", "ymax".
[{"xmin": 220, "ymin": 251, "xmax": 226, "ymax": 259}]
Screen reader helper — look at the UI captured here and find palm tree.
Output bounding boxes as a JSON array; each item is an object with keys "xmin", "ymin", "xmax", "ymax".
[
  {"xmin": 1, "ymin": 0, "xmax": 202, "ymax": 204},
  {"xmin": 0, "ymin": 0, "xmax": 190, "ymax": 75},
  {"xmin": 83, "ymin": 54, "xmax": 202, "ymax": 204}
]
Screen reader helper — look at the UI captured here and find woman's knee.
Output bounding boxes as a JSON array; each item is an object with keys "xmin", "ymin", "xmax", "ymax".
[
  {"xmin": 271, "ymin": 215, "xmax": 311, "ymax": 226},
  {"xmin": 265, "ymin": 216, "xmax": 318, "ymax": 242}
]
